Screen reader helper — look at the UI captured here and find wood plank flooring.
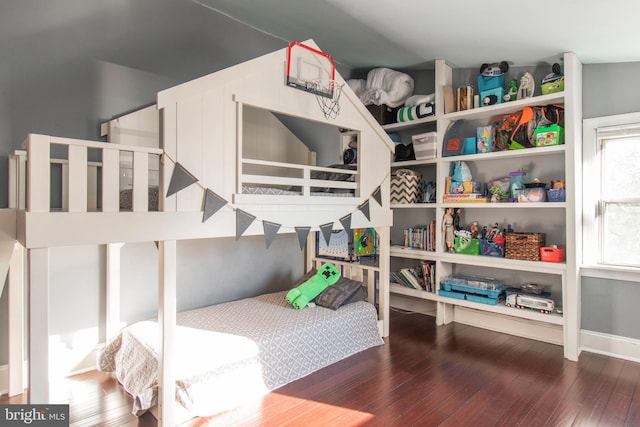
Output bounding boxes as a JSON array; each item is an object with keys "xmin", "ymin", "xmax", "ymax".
[{"xmin": 3, "ymin": 309, "xmax": 640, "ymax": 426}]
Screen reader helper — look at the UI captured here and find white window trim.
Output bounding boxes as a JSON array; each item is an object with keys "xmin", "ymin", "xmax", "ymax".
[{"xmin": 582, "ymin": 112, "xmax": 640, "ymax": 281}]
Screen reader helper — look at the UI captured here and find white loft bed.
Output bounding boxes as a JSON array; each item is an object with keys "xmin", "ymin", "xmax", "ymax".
[{"xmin": 0, "ymin": 40, "xmax": 393, "ymax": 426}]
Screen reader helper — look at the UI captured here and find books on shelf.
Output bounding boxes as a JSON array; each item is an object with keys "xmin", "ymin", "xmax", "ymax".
[
  {"xmin": 443, "ymin": 193, "xmax": 489, "ymax": 203},
  {"xmin": 403, "ymin": 221, "xmax": 436, "ymax": 251},
  {"xmin": 390, "ymin": 261, "xmax": 436, "ymax": 293}
]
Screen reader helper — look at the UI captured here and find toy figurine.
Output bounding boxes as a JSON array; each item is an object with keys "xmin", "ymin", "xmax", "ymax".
[
  {"xmin": 453, "ymin": 208, "xmax": 462, "ymax": 231},
  {"xmin": 481, "ymin": 226, "xmax": 488, "ymax": 239},
  {"xmin": 442, "ymin": 207, "xmax": 455, "ymax": 253},
  {"xmin": 470, "ymin": 221, "xmax": 479, "ymax": 239},
  {"xmin": 486, "ymin": 222, "xmax": 501, "ymax": 241},
  {"xmin": 504, "ymin": 79, "xmax": 518, "ymax": 102}
]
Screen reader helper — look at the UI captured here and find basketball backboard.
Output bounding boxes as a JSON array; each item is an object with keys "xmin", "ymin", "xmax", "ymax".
[{"xmin": 286, "ymin": 41, "xmax": 336, "ymax": 99}]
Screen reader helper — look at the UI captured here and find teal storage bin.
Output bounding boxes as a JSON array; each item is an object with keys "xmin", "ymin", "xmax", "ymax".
[{"xmin": 463, "ymin": 137, "xmax": 476, "ymax": 154}]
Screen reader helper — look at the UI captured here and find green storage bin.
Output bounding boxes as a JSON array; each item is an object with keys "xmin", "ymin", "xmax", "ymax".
[{"xmin": 454, "ymin": 237, "xmax": 480, "ymax": 255}]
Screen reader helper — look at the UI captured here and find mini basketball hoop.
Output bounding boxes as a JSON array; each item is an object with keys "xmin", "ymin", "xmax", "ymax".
[
  {"xmin": 312, "ymin": 79, "xmax": 343, "ymax": 119},
  {"xmin": 286, "ymin": 41, "xmax": 342, "ymax": 119}
]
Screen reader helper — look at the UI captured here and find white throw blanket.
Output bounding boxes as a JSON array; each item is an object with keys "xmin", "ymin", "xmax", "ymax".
[{"xmin": 348, "ymin": 68, "xmax": 414, "ymax": 108}]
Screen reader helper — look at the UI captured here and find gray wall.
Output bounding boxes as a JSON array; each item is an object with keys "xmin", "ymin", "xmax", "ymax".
[
  {"xmin": 0, "ymin": 1, "xmax": 313, "ymax": 365},
  {"xmin": 581, "ymin": 62, "xmax": 640, "ymax": 340}
]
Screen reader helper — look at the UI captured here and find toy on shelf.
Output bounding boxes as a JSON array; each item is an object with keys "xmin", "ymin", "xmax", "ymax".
[
  {"xmin": 478, "ymin": 61, "xmax": 509, "ymax": 107},
  {"xmin": 541, "ymin": 63, "xmax": 564, "ymax": 95},
  {"xmin": 505, "ymin": 284, "xmax": 555, "ymax": 314},
  {"xmin": 517, "ymin": 72, "xmax": 535, "ymax": 99},
  {"xmin": 442, "ymin": 207, "xmax": 455, "ymax": 253},
  {"xmin": 439, "ymin": 275, "xmax": 508, "ymax": 305},
  {"xmin": 286, "ymin": 262, "xmax": 341, "ymax": 309},
  {"xmin": 504, "ymin": 79, "xmax": 518, "ymax": 102}
]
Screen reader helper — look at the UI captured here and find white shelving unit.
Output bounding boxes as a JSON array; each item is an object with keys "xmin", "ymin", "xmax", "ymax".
[{"xmin": 385, "ymin": 52, "xmax": 582, "ymax": 360}]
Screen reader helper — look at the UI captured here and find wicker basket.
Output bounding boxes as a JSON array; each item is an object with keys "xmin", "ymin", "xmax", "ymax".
[{"xmin": 505, "ymin": 232, "xmax": 546, "ymax": 261}]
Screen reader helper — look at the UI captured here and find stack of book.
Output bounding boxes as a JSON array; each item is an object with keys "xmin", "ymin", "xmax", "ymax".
[
  {"xmin": 403, "ymin": 221, "xmax": 436, "ymax": 251},
  {"xmin": 390, "ymin": 260, "xmax": 436, "ymax": 293},
  {"xmin": 443, "ymin": 193, "xmax": 489, "ymax": 203}
]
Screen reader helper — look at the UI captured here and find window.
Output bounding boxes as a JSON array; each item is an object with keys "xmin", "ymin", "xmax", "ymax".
[{"xmin": 583, "ymin": 113, "xmax": 640, "ymax": 269}]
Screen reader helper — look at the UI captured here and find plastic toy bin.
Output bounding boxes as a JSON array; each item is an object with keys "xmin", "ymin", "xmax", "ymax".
[
  {"xmin": 546, "ymin": 189, "xmax": 566, "ymax": 202},
  {"xmin": 454, "ymin": 237, "xmax": 480, "ymax": 255},
  {"xmin": 540, "ymin": 246, "xmax": 566, "ymax": 262},
  {"xmin": 480, "ymin": 237, "xmax": 505, "ymax": 257}
]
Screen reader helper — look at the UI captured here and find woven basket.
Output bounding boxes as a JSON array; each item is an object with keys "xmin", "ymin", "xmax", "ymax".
[
  {"xmin": 390, "ymin": 169, "xmax": 423, "ymax": 204},
  {"xmin": 505, "ymin": 232, "xmax": 546, "ymax": 261}
]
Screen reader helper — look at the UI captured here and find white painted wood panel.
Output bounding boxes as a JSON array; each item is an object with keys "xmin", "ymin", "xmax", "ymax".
[
  {"xmin": 8, "ymin": 243, "xmax": 24, "ymax": 396},
  {"xmin": 157, "ymin": 240, "xmax": 176, "ymax": 427},
  {"xmin": 132, "ymin": 151, "xmax": 149, "ymax": 212},
  {"xmin": 68, "ymin": 145, "xmax": 88, "ymax": 212},
  {"xmin": 102, "ymin": 148, "xmax": 120, "ymax": 212},
  {"xmin": 28, "ymin": 248, "xmax": 49, "ymax": 403},
  {"xmin": 26, "ymin": 135, "xmax": 50, "ymax": 213}
]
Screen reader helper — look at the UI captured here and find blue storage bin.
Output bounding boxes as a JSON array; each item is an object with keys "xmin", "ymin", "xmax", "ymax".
[{"xmin": 477, "ymin": 75, "xmax": 504, "ymax": 93}]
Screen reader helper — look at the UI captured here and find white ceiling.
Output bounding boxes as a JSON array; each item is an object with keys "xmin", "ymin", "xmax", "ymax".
[{"xmin": 195, "ymin": 0, "xmax": 640, "ymax": 69}]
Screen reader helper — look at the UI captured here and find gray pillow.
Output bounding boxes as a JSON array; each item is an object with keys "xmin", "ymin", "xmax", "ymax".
[{"xmin": 314, "ymin": 277, "xmax": 367, "ymax": 310}]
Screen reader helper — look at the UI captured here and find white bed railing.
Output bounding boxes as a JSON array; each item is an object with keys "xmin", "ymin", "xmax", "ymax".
[
  {"xmin": 240, "ymin": 158, "xmax": 358, "ymax": 196},
  {"xmin": 12, "ymin": 134, "xmax": 163, "ymax": 213}
]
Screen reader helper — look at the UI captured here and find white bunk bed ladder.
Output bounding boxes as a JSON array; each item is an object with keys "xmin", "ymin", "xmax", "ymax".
[{"xmin": 23, "ymin": 134, "xmax": 162, "ymax": 213}]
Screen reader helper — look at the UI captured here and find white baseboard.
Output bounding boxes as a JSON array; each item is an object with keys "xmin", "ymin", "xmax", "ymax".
[{"xmin": 580, "ymin": 330, "xmax": 640, "ymax": 363}]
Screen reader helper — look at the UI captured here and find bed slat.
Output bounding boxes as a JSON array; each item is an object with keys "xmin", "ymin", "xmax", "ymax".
[
  {"xmin": 102, "ymin": 149, "xmax": 120, "ymax": 212},
  {"xmin": 26, "ymin": 135, "xmax": 51, "ymax": 212},
  {"xmin": 68, "ymin": 145, "xmax": 88, "ymax": 212},
  {"xmin": 132, "ymin": 152, "xmax": 149, "ymax": 212}
]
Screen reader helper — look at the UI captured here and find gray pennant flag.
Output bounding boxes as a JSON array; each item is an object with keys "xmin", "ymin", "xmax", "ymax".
[
  {"xmin": 339, "ymin": 213, "xmax": 352, "ymax": 235},
  {"xmin": 166, "ymin": 162, "xmax": 198, "ymax": 197},
  {"xmin": 263, "ymin": 221, "xmax": 281, "ymax": 249},
  {"xmin": 359, "ymin": 200, "xmax": 371, "ymax": 221},
  {"xmin": 319, "ymin": 222, "xmax": 334, "ymax": 246},
  {"xmin": 372, "ymin": 186, "xmax": 382, "ymax": 206},
  {"xmin": 236, "ymin": 209, "xmax": 256, "ymax": 239},
  {"xmin": 202, "ymin": 189, "xmax": 227, "ymax": 222},
  {"xmin": 295, "ymin": 226, "xmax": 311, "ymax": 250}
]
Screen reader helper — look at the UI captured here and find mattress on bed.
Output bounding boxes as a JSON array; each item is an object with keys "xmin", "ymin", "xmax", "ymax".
[
  {"xmin": 97, "ymin": 290, "xmax": 383, "ymax": 417},
  {"xmin": 119, "ymin": 186, "xmax": 159, "ymax": 211},
  {"xmin": 241, "ymin": 185, "xmax": 354, "ymax": 197}
]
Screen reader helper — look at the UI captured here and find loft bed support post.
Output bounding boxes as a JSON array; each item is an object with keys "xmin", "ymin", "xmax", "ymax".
[
  {"xmin": 377, "ymin": 226, "xmax": 390, "ymax": 337},
  {"xmin": 105, "ymin": 243, "xmax": 124, "ymax": 340},
  {"xmin": 26, "ymin": 134, "xmax": 51, "ymax": 212},
  {"xmin": 7, "ymin": 242, "xmax": 25, "ymax": 396},
  {"xmin": 27, "ymin": 247, "xmax": 49, "ymax": 403},
  {"xmin": 157, "ymin": 240, "xmax": 177, "ymax": 427}
]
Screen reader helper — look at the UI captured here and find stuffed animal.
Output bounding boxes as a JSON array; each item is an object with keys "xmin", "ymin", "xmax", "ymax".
[{"xmin": 286, "ymin": 262, "xmax": 341, "ymax": 309}]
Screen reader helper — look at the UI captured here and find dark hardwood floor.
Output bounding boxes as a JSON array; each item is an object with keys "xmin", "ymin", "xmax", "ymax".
[{"xmin": 3, "ymin": 309, "xmax": 640, "ymax": 426}]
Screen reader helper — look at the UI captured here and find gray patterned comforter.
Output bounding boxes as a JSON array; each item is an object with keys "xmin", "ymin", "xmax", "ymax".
[{"xmin": 97, "ymin": 291, "xmax": 383, "ymax": 417}]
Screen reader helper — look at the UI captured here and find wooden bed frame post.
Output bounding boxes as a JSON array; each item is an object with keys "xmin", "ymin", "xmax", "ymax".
[
  {"xmin": 27, "ymin": 247, "xmax": 50, "ymax": 404},
  {"xmin": 157, "ymin": 240, "xmax": 177, "ymax": 427},
  {"xmin": 377, "ymin": 226, "xmax": 390, "ymax": 337},
  {"xmin": 8, "ymin": 242, "xmax": 25, "ymax": 396},
  {"xmin": 105, "ymin": 243, "xmax": 124, "ymax": 340}
]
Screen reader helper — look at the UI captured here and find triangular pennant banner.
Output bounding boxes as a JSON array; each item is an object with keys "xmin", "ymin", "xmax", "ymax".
[
  {"xmin": 202, "ymin": 189, "xmax": 227, "ymax": 222},
  {"xmin": 263, "ymin": 221, "xmax": 281, "ymax": 249},
  {"xmin": 372, "ymin": 186, "xmax": 382, "ymax": 206},
  {"xmin": 166, "ymin": 162, "xmax": 198, "ymax": 197},
  {"xmin": 236, "ymin": 209, "xmax": 256, "ymax": 240},
  {"xmin": 359, "ymin": 200, "xmax": 371, "ymax": 221},
  {"xmin": 295, "ymin": 226, "xmax": 311, "ymax": 250},
  {"xmin": 339, "ymin": 213, "xmax": 352, "ymax": 236},
  {"xmin": 319, "ymin": 222, "xmax": 334, "ymax": 246}
]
